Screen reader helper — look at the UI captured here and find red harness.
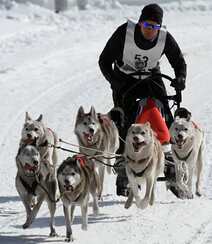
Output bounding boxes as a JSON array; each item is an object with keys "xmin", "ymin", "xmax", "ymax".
[{"xmin": 74, "ymin": 154, "xmax": 87, "ymax": 167}]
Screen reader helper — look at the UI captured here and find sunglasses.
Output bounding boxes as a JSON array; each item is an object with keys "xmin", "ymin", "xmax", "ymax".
[{"xmin": 142, "ymin": 21, "xmax": 161, "ymax": 30}]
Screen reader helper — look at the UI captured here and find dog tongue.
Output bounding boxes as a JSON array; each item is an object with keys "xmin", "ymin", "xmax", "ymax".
[
  {"xmin": 133, "ymin": 141, "xmax": 145, "ymax": 152},
  {"xmin": 65, "ymin": 185, "xmax": 74, "ymax": 191},
  {"xmin": 84, "ymin": 133, "xmax": 93, "ymax": 142},
  {"xmin": 24, "ymin": 138, "xmax": 35, "ymax": 145},
  {"xmin": 24, "ymin": 163, "xmax": 36, "ymax": 172}
]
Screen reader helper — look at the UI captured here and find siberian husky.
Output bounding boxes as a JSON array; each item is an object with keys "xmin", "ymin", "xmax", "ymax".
[
  {"xmin": 20, "ymin": 112, "xmax": 58, "ymax": 167},
  {"xmin": 15, "ymin": 145, "xmax": 57, "ymax": 236},
  {"xmin": 74, "ymin": 106, "xmax": 119, "ymax": 198},
  {"xmin": 170, "ymin": 111, "xmax": 204, "ymax": 198},
  {"xmin": 57, "ymin": 156, "xmax": 100, "ymax": 242},
  {"xmin": 124, "ymin": 123, "xmax": 164, "ymax": 209}
]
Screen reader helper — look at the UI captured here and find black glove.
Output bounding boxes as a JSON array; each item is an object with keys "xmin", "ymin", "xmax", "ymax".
[{"xmin": 171, "ymin": 77, "xmax": 186, "ymax": 91}]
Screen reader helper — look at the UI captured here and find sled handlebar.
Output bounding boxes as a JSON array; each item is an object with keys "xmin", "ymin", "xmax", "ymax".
[{"xmin": 122, "ymin": 71, "xmax": 182, "ymax": 109}]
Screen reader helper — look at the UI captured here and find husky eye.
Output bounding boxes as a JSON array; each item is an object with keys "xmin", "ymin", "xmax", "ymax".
[
  {"xmin": 140, "ymin": 131, "xmax": 145, "ymax": 135},
  {"xmin": 175, "ymin": 128, "xmax": 179, "ymax": 132},
  {"xmin": 34, "ymin": 127, "xmax": 38, "ymax": 132},
  {"xmin": 25, "ymin": 127, "xmax": 29, "ymax": 131},
  {"xmin": 184, "ymin": 128, "xmax": 188, "ymax": 131},
  {"xmin": 83, "ymin": 122, "xmax": 87, "ymax": 126},
  {"xmin": 71, "ymin": 172, "xmax": 75, "ymax": 176},
  {"xmin": 131, "ymin": 131, "xmax": 135, "ymax": 135}
]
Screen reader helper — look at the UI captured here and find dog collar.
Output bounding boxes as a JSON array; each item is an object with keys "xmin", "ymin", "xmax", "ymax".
[{"xmin": 173, "ymin": 148, "xmax": 193, "ymax": 161}]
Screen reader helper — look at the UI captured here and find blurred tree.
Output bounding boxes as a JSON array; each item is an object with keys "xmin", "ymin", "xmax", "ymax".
[
  {"xmin": 76, "ymin": 0, "xmax": 88, "ymax": 10},
  {"xmin": 55, "ymin": 0, "xmax": 68, "ymax": 13}
]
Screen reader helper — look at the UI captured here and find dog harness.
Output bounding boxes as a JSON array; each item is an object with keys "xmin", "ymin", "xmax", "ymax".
[
  {"xmin": 74, "ymin": 154, "xmax": 86, "ymax": 167},
  {"xmin": 126, "ymin": 155, "xmax": 151, "ymax": 177},
  {"xmin": 19, "ymin": 174, "xmax": 42, "ymax": 196},
  {"xmin": 173, "ymin": 148, "xmax": 193, "ymax": 161},
  {"xmin": 116, "ymin": 20, "xmax": 167, "ymax": 77}
]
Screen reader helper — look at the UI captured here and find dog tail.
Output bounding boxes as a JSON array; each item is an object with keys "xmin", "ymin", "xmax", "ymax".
[{"xmin": 107, "ymin": 107, "xmax": 125, "ymax": 130}]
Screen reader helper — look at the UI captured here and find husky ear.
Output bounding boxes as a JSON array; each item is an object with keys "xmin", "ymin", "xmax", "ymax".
[
  {"xmin": 90, "ymin": 106, "xmax": 97, "ymax": 118},
  {"xmin": 25, "ymin": 112, "xmax": 32, "ymax": 122},
  {"xmin": 186, "ymin": 114, "xmax": 192, "ymax": 122},
  {"xmin": 77, "ymin": 106, "xmax": 85, "ymax": 119},
  {"xmin": 174, "ymin": 116, "xmax": 180, "ymax": 122},
  {"xmin": 36, "ymin": 114, "xmax": 43, "ymax": 122}
]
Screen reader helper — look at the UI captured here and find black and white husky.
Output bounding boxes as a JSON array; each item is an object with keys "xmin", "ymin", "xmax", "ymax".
[
  {"xmin": 57, "ymin": 156, "xmax": 101, "ymax": 242},
  {"xmin": 15, "ymin": 145, "xmax": 57, "ymax": 236}
]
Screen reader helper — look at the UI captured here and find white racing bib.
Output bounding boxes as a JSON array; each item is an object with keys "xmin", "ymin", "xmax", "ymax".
[{"xmin": 117, "ymin": 20, "xmax": 167, "ymax": 78}]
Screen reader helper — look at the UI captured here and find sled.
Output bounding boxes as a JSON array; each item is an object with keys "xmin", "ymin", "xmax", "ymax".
[{"xmin": 119, "ymin": 70, "xmax": 190, "ymax": 199}]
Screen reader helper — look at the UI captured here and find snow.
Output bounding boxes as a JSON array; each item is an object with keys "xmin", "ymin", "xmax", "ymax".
[{"xmin": 0, "ymin": 1, "xmax": 212, "ymax": 243}]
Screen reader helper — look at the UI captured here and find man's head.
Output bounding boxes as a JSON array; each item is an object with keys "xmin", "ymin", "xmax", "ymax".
[{"xmin": 138, "ymin": 4, "xmax": 163, "ymax": 40}]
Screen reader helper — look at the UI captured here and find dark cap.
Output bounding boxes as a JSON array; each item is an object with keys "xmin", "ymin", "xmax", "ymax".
[{"xmin": 139, "ymin": 3, "xmax": 163, "ymax": 25}]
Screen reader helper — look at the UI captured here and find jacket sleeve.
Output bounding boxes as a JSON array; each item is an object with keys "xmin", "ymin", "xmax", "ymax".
[
  {"xmin": 164, "ymin": 32, "xmax": 187, "ymax": 79},
  {"xmin": 98, "ymin": 23, "xmax": 127, "ymax": 86}
]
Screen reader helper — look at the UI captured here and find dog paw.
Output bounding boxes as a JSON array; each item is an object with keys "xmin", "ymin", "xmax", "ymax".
[
  {"xmin": 124, "ymin": 202, "xmax": 133, "ymax": 209},
  {"xmin": 196, "ymin": 191, "xmax": 202, "ymax": 197},
  {"xmin": 65, "ymin": 236, "xmax": 74, "ymax": 242},
  {"xmin": 49, "ymin": 229, "xmax": 58, "ymax": 237},
  {"xmin": 22, "ymin": 219, "xmax": 32, "ymax": 229},
  {"xmin": 22, "ymin": 223, "xmax": 29, "ymax": 229}
]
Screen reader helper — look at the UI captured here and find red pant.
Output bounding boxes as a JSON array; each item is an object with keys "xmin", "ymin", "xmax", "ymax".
[{"xmin": 136, "ymin": 98, "xmax": 170, "ymax": 144}]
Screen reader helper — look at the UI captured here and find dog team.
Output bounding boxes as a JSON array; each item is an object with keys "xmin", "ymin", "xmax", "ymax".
[{"xmin": 15, "ymin": 106, "xmax": 204, "ymax": 241}]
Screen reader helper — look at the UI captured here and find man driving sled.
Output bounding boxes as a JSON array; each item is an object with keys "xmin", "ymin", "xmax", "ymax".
[{"xmin": 98, "ymin": 3, "xmax": 187, "ymax": 197}]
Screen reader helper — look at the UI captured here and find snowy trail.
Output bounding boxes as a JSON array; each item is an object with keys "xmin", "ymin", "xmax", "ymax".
[{"xmin": 1, "ymin": 2, "xmax": 212, "ymax": 244}]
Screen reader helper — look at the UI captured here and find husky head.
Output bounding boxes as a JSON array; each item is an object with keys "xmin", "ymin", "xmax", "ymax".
[
  {"xmin": 21, "ymin": 112, "xmax": 45, "ymax": 146},
  {"xmin": 57, "ymin": 157, "xmax": 82, "ymax": 193},
  {"xmin": 170, "ymin": 116, "xmax": 194, "ymax": 148},
  {"xmin": 125, "ymin": 123, "xmax": 154, "ymax": 158},
  {"xmin": 74, "ymin": 106, "xmax": 101, "ymax": 146},
  {"xmin": 16, "ymin": 145, "xmax": 41, "ymax": 175}
]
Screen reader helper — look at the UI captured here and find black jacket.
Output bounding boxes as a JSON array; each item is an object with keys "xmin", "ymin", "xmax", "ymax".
[{"xmin": 99, "ymin": 22, "xmax": 187, "ymax": 100}]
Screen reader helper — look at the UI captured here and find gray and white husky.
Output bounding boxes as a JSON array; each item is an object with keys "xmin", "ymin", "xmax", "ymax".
[
  {"xmin": 170, "ymin": 115, "xmax": 204, "ymax": 198},
  {"xmin": 74, "ymin": 106, "xmax": 119, "ymax": 198},
  {"xmin": 124, "ymin": 123, "xmax": 164, "ymax": 210},
  {"xmin": 15, "ymin": 145, "xmax": 57, "ymax": 236},
  {"xmin": 20, "ymin": 112, "xmax": 58, "ymax": 168},
  {"xmin": 57, "ymin": 156, "xmax": 100, "ymax": 242}
]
